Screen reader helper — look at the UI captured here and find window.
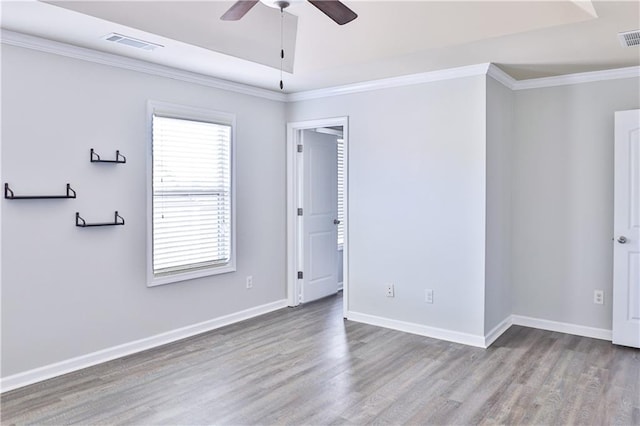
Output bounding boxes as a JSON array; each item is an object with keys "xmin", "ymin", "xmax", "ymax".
[
  {"xmin": 148, "ymin": 102, "xmax": 235, "ymax": 286},
  {"xmin": 337, "ymin": 137, "xmax": 345, "ymax": 249}
]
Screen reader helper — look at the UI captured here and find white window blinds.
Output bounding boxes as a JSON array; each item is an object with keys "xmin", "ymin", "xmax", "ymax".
[
  {"xmin": 337, "ymin": 138, "xmax": 345, "ymax": 248},
  {"xmin": 152, "ymin": 115, "xmax": 232, "ymax": 277}
]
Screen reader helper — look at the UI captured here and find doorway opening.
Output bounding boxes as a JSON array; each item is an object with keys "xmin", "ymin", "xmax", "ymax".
[{"xmin": 286, "ymin": 117, "xmax": 349, "ymax": 317}]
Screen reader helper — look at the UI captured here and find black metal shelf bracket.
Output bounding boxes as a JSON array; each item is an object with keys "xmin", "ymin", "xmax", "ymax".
[
  {"xmin": 76, "ymin": 211, "xmax": 125, "ymax": 227},
  {"xmin": 4, "ymin": 183, "xmax": 76, "ymax": 199},
  {"xmin": 90, "ymin": 148, "xmax": 126, "ymax": 164}
]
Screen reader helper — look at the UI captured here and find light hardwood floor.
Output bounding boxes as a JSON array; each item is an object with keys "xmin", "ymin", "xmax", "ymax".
[{"xmin": 1, "ymin": 293, "xmax": 639, "ymax": 425}]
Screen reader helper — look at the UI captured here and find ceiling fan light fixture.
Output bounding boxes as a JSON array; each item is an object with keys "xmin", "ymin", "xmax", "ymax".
[
  {"xmin": 222, "ymin": 0, "xmax": 357, "ymax": 25},
  {"xmin": 259, "ymin": 0, "xmax": 290, "ymax": 10}
]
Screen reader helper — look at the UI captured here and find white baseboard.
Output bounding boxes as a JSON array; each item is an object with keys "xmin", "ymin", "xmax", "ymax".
[
  {"xmin": 337, "ymin": 282, "xmax": 344, "ymax": 292},
  {"xmin": 1, "ymin": 303, "xmax": 614, "ymax": 392},
  {"xmin": 346, "ymin": 311, "xmax": 486, "ymax": 348},
  {"xmin": 346, "ymin": 311, "xmax": 612, "ymax": 350},
  {"xmin": 511, "ymin": 315, "xmax": 612, "ymax": 341},
  {"xmin": 484, "ymin": 316, "xmax": 513, "ymax": 347},
  {"xmin": 0, "ymin": 299, "xmax": 288, "ymax": 393}
]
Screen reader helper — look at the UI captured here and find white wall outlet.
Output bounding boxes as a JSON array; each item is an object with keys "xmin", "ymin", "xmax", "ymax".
[
  {"xmin": 246, "ymin": 276, "xmax": 253, "ymax": 289},
  {"xmin": 385, "ymin": 284, "xmax": 394, "ymax": 297},
  {"xmin": 425, "ymin": 289, "xmax": 434, "ymax": 304},
  {"xmin": 594, "ymin": 290, "xmax": 604, "ymax": 305}
]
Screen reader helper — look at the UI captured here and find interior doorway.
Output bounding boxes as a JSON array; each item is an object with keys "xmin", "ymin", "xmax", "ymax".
[{"xmin": 286, "ymin": 117, "xmax": 348, "ymax": 316}]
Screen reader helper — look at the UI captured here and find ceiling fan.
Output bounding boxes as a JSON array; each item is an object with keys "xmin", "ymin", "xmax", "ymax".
[{"xmin": 221, "ymin": 0, "xmax": 358, "ymax": 25}]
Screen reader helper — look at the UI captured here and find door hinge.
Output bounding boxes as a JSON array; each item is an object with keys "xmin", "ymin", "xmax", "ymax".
[
  {"xmin": 297, "ymin": 271, "xmax": 303, "ymax": 279},
  {"xmin": 297, "ymin": 144, "xmax": 303, "ymax": 153},
  {"xmin": 297, "ymin": 208, "xmax": 303, "ymax": 216}
]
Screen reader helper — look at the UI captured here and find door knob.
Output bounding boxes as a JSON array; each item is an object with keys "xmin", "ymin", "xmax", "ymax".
[
  {"xmin": 333, "ymin": 219, "xmax": 341, "ymax": 225},
  {"xmin": 617, "ymin": 236, "xmax": 628, "ymax": 244}
]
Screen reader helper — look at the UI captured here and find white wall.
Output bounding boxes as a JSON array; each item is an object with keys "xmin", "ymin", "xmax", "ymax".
[
  {"xmin": 1, "ymin": 45, "xmax": 287, "ymax": 377},
  {"xmin": 288, "ymin": 76, "xmax": 488, "ymax": 336},
  {"xmin": 4, "ymin": 39, "xmax": 637, "ymax": 382},
  {"xmin": 484, "ymin": 76, "xmax": 513, "ymax": 334},
  {"xmin": 512, "ymin": 77, "xmax": 640, "ymax": 330}
]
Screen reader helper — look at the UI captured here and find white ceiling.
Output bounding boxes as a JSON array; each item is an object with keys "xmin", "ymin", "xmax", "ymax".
[{"xmin": 1, "ymin": 0, "xmax": 639, "ymax": 93}]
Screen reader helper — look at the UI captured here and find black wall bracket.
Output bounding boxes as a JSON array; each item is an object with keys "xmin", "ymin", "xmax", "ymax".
[
  {"xmin": 76, "ymin": 211, "xmax": 125, "ymax": 227},
  {"xmin": 4, "ymin": 183, "xmax": 76, "ymax": 200},
  {"xmin": 90, "ymin": 149, "xmax": 126, "ymax": 164}
]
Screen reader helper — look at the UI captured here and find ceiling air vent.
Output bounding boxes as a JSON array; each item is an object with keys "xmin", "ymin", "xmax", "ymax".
[
  {"xmin": 618, "ymin": 30, "xmax": 640, "ymax": 47},
  {"xmin": 102, "ymin": 33, "xmax": 163, "ymax": 51}
]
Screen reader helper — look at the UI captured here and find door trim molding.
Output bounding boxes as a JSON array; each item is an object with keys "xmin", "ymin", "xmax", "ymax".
[{"xmin": 286, "ymin": 117, "xmax": 349, "ymax": 314}]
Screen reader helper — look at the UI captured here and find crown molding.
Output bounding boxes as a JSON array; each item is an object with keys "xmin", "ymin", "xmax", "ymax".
[
  {"xmin": 287, "ymin": 63, "xmax": 492, "ymax": 102},
  {"xmin": 2, "ymin": 30, "xmax": 638, "ymax": 102},
  {"xmin": 487, "ymin": 64, "xmax": 516, "ymax": 89},
  {"xmin": 511, "ymin": 66, "xmax": 640, "ymax": 91},
  {"xmin": 0, "ymin": 30, "xmax": 287, "ymax": 102},
  {"xmin": 288, "ymin": 63, "xmax": 640, "ymax": 101}
]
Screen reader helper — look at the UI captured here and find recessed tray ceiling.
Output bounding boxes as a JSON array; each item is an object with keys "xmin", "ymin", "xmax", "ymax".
[
  {"xmin": 46, "ymin": 1, "xmax": 298, "ymax": 72},
  {"xmin": 1, "ymin": 1, "xmax": 638, "ymax": 92}
]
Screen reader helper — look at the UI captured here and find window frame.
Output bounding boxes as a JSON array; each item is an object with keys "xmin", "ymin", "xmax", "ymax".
[{"xmin": 146, "ymin": 100, "xmax": 236, "ymax": 287}]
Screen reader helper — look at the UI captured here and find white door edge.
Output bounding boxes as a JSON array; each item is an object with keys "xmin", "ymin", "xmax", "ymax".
[{"xmin": 612, "ymin": 108, "xmax": 640, "ymax": 348}]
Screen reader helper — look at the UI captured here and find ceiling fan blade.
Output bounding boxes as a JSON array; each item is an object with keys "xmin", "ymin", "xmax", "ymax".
[
  {"xmin": 308, "ymin": 0, "xmax": 357, "ymax": 25},
  {"xmin": 221, "ymin": 1, "xmax": 259, "ymax": 21}
]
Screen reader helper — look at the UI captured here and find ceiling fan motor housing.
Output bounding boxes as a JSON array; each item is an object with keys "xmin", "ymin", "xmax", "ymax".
[
  {"xmin": 260, "ymin": 0, "xmax": 290, "ymax": 9},
  {"xmin": 223, "ymin": 0, "xmax": 357, "ymax": 25}
]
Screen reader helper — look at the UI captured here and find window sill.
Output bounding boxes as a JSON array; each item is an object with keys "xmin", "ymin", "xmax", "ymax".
[{"xmin": 147, "ymin": 263, "xmax": 236, "ymax": 287}]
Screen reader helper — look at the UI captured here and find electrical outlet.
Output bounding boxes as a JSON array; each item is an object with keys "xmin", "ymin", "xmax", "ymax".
[
  {"xmin": 385, "ymin": 284, "xmax": 394, "ymax": 297},
  {"xmin": 425, "ymin": 289, "xmax": 434, "ymax": 304},
  {"xmin": 246, "ymin": 276, "xmax": 253, "ymax": 289},
  {"xmin": 594, "ymin": 290, "xmax": 604, "ymax": 305}
]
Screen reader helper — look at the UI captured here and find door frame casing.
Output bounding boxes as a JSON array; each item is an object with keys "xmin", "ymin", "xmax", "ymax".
[{"xmin": 286, "ymin": 117, "xmax": 349, "ymax": 315}]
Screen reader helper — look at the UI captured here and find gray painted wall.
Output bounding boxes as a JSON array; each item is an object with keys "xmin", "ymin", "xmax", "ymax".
[
  {"xmin": 3, "ymin": 41, "xmax": 639, "ymax": 380},
  {"xmin": 1, "ymin": 46, "xmax": 287, "ymax": 376},
  {"xmin": 288, "ymin": 77, "xmax": 489, "ymax": 336},
  {"xmin": 512, "ymin": 77, "xmax": 640, "ymax": 329},
  {"xmin": 484, "ymin": 77, "xmax": 513, "ymax": 334}
]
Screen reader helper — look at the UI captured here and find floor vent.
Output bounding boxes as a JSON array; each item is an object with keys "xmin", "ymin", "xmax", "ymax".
[
  {"xmin": 102, "ymin": 33, "xmax": 163, "ymax": 51},
  {"xmin": 618, "ymin": 30, "xmax": 640, "ymax": 47}
]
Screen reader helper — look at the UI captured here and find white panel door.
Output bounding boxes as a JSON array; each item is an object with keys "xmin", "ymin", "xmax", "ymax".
[
  {"xmin": 301, "ymin": 130, "xmax": 338, "ymax": 303},
  {"xmin": 613, "ymin": 109, "xmax": 640, "ymax": 348}
]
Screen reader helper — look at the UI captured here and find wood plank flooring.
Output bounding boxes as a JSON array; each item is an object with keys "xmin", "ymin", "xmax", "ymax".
[{"xmin": 2, "ymin": 293, "xmax": 639, "ymax": 425}]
